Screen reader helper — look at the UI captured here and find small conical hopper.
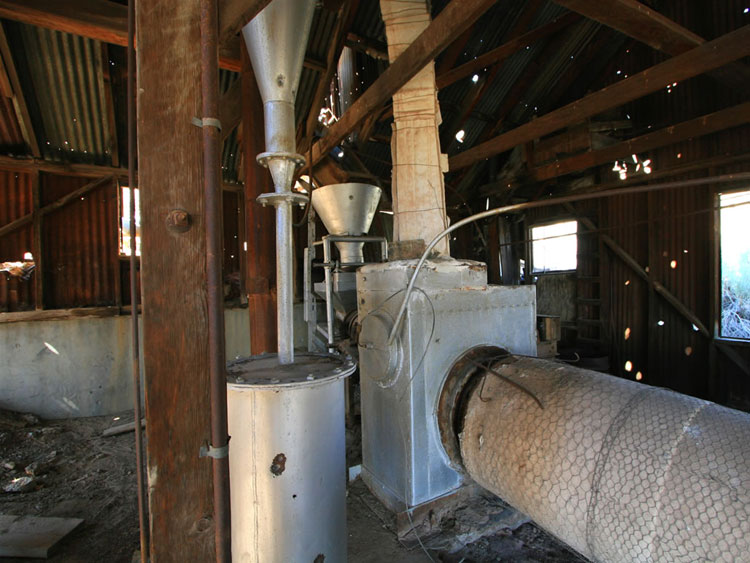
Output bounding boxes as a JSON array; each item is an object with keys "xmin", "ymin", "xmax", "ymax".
[{"xmin": 312, "ymin": 183, "xmax": 382, "ymax": 264}]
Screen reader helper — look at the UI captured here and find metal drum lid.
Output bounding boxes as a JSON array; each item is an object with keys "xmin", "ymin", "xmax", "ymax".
[{"xmin": 227, "ymin": 352, "xmax": 356, "ymax": 390}]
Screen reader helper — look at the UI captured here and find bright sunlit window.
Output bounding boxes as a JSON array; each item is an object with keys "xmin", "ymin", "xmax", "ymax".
[
  {"xmin": 119, "ymin": 186, "xmax": 141, "ymax": 257},
  {"xmin": 531, "ymin": 220, "xmax": 577, "ymax": 273},
  {"xmin": 720, "ymin": 190, "xmax": 750, "ymax": 339}
]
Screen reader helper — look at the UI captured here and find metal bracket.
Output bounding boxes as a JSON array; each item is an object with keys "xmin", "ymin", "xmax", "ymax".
[
  {"xmin": 199, "ymin": 442, "xmax": 229, "ymax": 459},
  {"xmin": 191, "ymin": 116, "xmax": 222, "ymax": 132},
  {"xmin": 257, "ymin": 192, "xmax": 308, "ymax": 208}
]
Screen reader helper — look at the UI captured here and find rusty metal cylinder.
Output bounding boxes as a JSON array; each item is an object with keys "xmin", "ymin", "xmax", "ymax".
[{"xmin": 452, "ymin": 355, "xmax": 750, "ymax": 562}]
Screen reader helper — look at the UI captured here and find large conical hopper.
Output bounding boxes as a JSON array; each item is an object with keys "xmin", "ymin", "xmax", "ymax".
[{"xmin": 312, "ymin": 183, "xmax": 382, "ymax": 264}]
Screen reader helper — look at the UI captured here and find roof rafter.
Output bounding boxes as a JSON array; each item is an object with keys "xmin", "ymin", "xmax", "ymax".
[
  {"xmin": 554, "ymin": 0, "xmax": 750, "ymax": 87},
  {"xmin": 310, "ymin": 0, "xmax": 498, "ymax": 167},
  {"xmin": 449, "ymin": 24, "xmax": 750, "ymax": 171},
  {"xmin": 533, "ymin": 100, "xmax": 750, "ymax": 181},
  {"xmin": 0, "ymin": 24, "xmax": 40, "ymax": 156}
]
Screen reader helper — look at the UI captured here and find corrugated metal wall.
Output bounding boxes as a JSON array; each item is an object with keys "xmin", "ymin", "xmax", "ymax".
[
  {"xmin": 1, "ymin": 167, "xmax": 245, "ymax": 312},
  {"xmin": 41, "ymin": 173, "xmax": 118, "ymax": 309},
  {"xmin": 0, "ymin": 169, "xmax": 33, "ymax": 311}
]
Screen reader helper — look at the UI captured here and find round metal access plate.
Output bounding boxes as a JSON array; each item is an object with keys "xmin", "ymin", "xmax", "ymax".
[{"xmin": 227, "ymin": 352, "xmax": 356, "ymax": 390}]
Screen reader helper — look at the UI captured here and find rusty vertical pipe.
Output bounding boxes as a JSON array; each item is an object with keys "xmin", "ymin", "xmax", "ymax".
[
  {"xmin": 199, "ymin": 0, "xmax": 232, "ymax": 560},
  {"xmin": 127, "ymin": 1, "xmax": 148, "ymax": 561}
]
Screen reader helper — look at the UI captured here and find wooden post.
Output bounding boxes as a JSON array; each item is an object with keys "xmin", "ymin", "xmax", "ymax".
[
  {"xmin": 136, "ymin": 0, "xmax": 214, "ymax": 560},
  {"xmin": 242, "ymin": 48, "xmax": 277, "ymax": 355},
  {"xmin": 31, "ymin": 171, "xmax": 43, "ymax": 309}
]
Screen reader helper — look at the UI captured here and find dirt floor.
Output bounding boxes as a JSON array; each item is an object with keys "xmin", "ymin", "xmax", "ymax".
[{"xmin": 1, "ymin": 409, "xmax": 583, "ymax": 562}]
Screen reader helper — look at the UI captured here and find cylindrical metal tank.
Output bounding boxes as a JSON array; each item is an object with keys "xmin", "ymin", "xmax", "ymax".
[
  {"xmin": 444, "ymin": 353, "xmax": 750, "ymax": 562},
  {"xmin": 227, "ymin": 353, "xmax": 356, "ymax": 563}
]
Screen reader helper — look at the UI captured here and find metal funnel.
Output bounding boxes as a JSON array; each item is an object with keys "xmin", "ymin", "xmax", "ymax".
[{"xmin": 312, "ymin": 183, "xmax": 382, "ymax": 264}]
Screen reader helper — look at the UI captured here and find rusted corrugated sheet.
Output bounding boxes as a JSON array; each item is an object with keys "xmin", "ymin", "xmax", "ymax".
[
  {"xmin": 41, "ymin": 173, "xmax": 117, "ymax": 309},
  {"xmin": 0, "ymin": 169, "xmax": 34, "ymax": 310}
]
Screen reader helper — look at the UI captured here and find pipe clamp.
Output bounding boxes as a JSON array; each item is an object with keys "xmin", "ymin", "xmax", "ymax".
[{"xmin": 200, "ymin": 442, "xmax": 229, "ymax": 459}]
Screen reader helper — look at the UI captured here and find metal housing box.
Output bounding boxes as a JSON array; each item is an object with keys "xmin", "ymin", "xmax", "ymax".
[{"xmin": 357, "ymin": 258, "xmax": 537, "ymax": 510}]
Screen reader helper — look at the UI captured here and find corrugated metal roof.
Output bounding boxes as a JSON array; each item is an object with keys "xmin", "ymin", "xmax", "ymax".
[{"xmin": 13, "ymin": 23, "xmax": 115, "ymax": 166}]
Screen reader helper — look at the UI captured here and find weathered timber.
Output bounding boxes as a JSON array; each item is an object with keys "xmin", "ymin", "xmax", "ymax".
[
  {"xmin": 31, "ymin": 172, "xmax": 43, "ymax": 309},
  {"xmin": 554, "ymin": 0, "xmax": 750, "ymax": 87},
  {"xmin": 0, "ymin": 0, "xmax": 241, "ymax": 71},
  {"xmin": 310, "ymin": 0, "xmax": 497, "ymax": 167},
  {"xmin": 533, "ymin": 101, "xmax": 750, "ymax": 181},
  {"xmin": 450, "ymin": 25, "xmax": 750, "ymax": 171},
  {"xmin": 0, "ymin": 306, "xmax": 121, "ymax": 324},
  {"xmin": 136, "ymin": 0, "xmax": 215, "ymax": 559},
  {"xmin": 436, "ymin": 12, "xmax": 580, "ymax": 89}
]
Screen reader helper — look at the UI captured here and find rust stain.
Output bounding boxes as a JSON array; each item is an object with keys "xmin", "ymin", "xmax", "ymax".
[{"xmin": 270, "ymin": 453, "xmax": 287, "ymax": 476}]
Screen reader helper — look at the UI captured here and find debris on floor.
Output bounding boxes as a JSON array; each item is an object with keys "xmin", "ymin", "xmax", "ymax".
[{"xmin": 1, "ymin": 408, "xmax": 583, "ymax": 562}]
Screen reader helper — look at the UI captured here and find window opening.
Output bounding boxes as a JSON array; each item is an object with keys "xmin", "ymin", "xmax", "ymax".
[
  {"xmin": 120, "ymin": 186, "xmax": 141, "ymax": 257},
  {"xmin": 720, "ymin": 189, "xmax": 750, "ymax": 339},
  {"xmin": 530, "ymin": 220, "xmax": 577, "ymax": 273}
]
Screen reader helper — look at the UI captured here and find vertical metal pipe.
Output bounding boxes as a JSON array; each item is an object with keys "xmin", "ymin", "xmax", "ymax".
[
  {"xmin": 276, "ymin": 199, "xmax": 294, "ymax": 363},
  {"xmin": 127, "ymin": 1, "xmax": 148, "ymax": 561},
  {"xmin": 199, "ymin": 0, "xmax": 232, "ymax": 560},
  {"xmin": 323, "ymin": 237, "xmax": 334, "ymax": 349}
]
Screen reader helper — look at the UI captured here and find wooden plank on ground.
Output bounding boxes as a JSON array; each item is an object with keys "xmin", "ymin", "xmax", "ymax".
[
  {"xmin": 449, "ymin": 25, "xmax": 750, "ymax": 171},
  {"xmin": 0, "ymin": 515, "xmax": 83, "ymax": 558},
  {"xmin": 136, "ymin": 0, "xmax": 214, "ymax": 560}
]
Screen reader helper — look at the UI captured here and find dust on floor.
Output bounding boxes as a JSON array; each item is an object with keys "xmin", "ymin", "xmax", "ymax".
[{"xmin": 1, "ymin": 410, "xmax": 583, "ymax": 562}]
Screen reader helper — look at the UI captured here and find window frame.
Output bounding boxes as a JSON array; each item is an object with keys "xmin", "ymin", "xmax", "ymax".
[
  {"xmin": 528, "ymin": 218, "xmax": 579, "ymax": 275},
  {"xmin": 715, "ymin": 187, "xmax": 750, "ymax": 342}
]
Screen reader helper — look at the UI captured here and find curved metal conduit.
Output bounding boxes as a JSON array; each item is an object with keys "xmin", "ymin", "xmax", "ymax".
[{"xmin": 444, "ymin": 353, "xmax": 750, "ymax": 562}]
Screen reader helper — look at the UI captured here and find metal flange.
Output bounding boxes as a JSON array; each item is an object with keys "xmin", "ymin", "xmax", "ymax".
[
  {"xmin": 257, "ymin": 192, "xmax": 309, "ymax": 208},
  {"xmin": 256, "ymin": 151, "xmax": 306, "ymax": 169}
]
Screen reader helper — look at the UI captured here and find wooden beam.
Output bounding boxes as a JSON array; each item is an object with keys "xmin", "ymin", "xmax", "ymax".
[
  {"xmin": 553, "ymin": 0, "xmax": 750, "ymax": 87},
  {"xmin": 0, "ymin": 305, "xmax": 121, "ymax": 324},
  {"xmin": 0, "ymin": 176, "xmax": 114, "ymax": 238},
  {"xmin": 533, "ymin": 101, "xmax": 750, "ymax": 181},
  {"xmin": 31, "ymin": 171, "xmax": 43, "ymax": 309},
  {"xmin": 553, "ymin": 0, "xmax": 703, "ymax": 55},
  {"xmin": 218, "ymin": 0, "xmax": 272, "ymax": 45},
  {"xmin": 0, "ymin": 155, "xmax": 125, "ymax": 178},
  {"xmin": 310, "ymin": 0, "xmax": 497, "ymax": 167},
  {"xmin": 136, "ymin": 0, "xmax": 214, "ymax": 559},
  {"xmin": 436, "ymin": 12, "xmax": 580, "ymax": 90},
  {"xmin": 449, "ymin": 25, "xmax": 750, "ymax": 171},
  {"xmin": 0, "ymin": 0, "xmax": 242, "ymax": 71},
  {"xmin": 0, "ymin": 24, "xmax": 40, "ymax": 156},
  {"xmin": 345, "ymin": 32, "xmax": 388, "ymax": 61}
]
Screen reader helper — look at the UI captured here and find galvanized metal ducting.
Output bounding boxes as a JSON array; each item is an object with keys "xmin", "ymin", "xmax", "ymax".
[{"xmin": 451, "ymin": 355, "xmax": 750, "ymax": 562}]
